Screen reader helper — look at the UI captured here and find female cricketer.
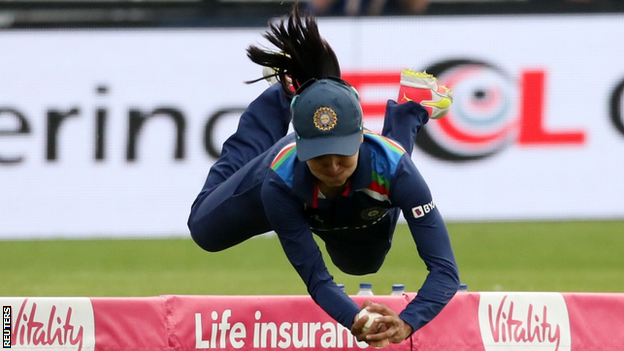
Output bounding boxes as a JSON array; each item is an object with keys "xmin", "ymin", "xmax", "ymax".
[{"xmin": 187, "ymin": 6, "xmax": 459, "ymax": 347}]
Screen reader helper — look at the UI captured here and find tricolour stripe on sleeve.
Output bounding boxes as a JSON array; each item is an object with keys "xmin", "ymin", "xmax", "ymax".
[{"xmin": 270, "ymin": 142, "xmax": 297, "ymax": 170}]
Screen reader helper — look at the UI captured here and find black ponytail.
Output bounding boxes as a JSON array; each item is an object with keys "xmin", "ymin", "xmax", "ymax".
[{"xmin": 246, "ymin": 5, "xmax": 341, "ymax": 97}]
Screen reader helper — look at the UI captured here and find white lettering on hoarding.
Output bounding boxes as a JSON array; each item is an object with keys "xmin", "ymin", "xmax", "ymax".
[
  {"xmin": 194, "ymin": 310, "xmax": 369, "ymax": 349},
  {"xmin": 196, "ymin": 311, "xmax": 245, "ymax": 349}
]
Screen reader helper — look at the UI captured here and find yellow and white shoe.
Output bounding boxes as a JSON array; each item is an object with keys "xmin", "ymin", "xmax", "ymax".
[{"xmin": 398, "ymin": 69, "xmax": 453, "ymax": 119}]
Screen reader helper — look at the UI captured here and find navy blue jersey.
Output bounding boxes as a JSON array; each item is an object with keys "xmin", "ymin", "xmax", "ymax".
[
  {"xmin": 189, "ymin": 84, "xmax": 459, "ymax": 335},
  {"xmin": 261, "ymin": 131, "xmax": 459, "ymax": 333}
]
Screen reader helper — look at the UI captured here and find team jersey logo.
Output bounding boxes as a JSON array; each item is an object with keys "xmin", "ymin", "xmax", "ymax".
[
  {"xmin": 411, "ymin": 201, "xmax": 436, "ymax": 218},
  {"xmin": 313, "ymin": 107, "xmax": 338, "ymax": 131},
  {"xmin": 360, "ymin": 207, "xmax": 387, "ymax": 221}
]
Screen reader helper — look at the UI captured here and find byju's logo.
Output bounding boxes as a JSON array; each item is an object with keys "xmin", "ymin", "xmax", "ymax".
[
  {"xmin": 411, "ymin": 201, "xmax": 436, "ymax": 218},
  {"xmin": 478, "ymin": 292, "xmax": 571, "ymax": 351}
]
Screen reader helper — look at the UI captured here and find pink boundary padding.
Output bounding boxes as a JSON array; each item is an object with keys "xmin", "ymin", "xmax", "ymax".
[
  {"xmin": 409, "ymin": 292, "xmax": 485, "ymax": 351},
  {"xmin": 91, "ymin": 296, "xmax": 169, "ymax": 351},
  {"xmin": 564, "ymin": 293, "xmax": 624, "ymax": 351},
  {"xmin": 88, "ymin": 293, "xmax": 624, "ymax": 351}
]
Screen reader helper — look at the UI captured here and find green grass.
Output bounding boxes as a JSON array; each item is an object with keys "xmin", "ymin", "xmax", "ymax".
[{"xmin": 1, "ymin": 220, "xmax": 623, "ymax": 297}]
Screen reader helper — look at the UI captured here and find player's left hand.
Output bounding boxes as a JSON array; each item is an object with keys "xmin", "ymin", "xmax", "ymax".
[{"xmin": 351, "ymin": 301, "xmax": 413, "ymax": 347}]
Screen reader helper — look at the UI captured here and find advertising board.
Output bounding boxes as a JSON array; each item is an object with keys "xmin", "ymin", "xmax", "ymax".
[{"xmin": 1, "ymin": 15, "xmax": 623, "ymax": 238}]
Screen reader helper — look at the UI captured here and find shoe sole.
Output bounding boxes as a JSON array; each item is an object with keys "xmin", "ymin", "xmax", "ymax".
[{"xmin": 400, "ymin": 69, "xmax": 453, "ymax": 119}]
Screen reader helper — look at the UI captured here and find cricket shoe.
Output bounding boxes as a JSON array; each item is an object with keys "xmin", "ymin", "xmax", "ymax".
[{"xmin": 398, "ymin": 69, "xmax": 453, "ymax": 119}]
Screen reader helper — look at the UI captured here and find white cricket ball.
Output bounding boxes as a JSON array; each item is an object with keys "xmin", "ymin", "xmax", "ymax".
[{"xmin": 357, "ymin": 309, "xmax": 383, "ymax": 333}]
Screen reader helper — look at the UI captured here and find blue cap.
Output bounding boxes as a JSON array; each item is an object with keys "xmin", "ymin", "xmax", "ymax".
[{"xmin": 291, "ymin": 79, "xmax": 363, "ymax": 161}]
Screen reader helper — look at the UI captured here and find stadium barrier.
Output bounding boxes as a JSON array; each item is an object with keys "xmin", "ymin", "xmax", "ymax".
[{"xmin": 3, "ymin": 292, "xmax": 624, "ymax": 351}]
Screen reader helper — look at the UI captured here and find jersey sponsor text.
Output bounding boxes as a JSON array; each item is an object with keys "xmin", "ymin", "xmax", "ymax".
[{"xmin": 411, "ymin": 201, "xmax": 436, "ymax": 218}]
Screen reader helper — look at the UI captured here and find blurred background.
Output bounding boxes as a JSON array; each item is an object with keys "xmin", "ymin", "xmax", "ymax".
[
  {"xmin": 2, "ymin": 0, "xmax": 623, "ymax": 239},
  {"xmin": 0, "ymin": 0, "xmax": 623, "ymax": 28}
]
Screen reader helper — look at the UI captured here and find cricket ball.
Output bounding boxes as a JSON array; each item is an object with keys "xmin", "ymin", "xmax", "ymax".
[{"xmin": 357, "ymin": 309, "xmax": 383, "ymax": 333}]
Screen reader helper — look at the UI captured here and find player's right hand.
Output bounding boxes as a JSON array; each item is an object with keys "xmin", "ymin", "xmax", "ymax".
[
  {"xmin": 351, "ymin": 301, "xmax": 390, "ymax": 348},
  {"xmin": 364, "ymin": 302, "xmax": 413, "ymax": 344}
]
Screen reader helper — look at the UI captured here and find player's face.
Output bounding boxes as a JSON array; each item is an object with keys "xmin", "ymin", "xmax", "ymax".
[{"xmin": 306, "ymin": 153, "xmax": 359, "ymax": 188}]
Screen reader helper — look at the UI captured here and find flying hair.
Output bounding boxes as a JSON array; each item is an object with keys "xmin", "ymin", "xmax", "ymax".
[{"xmin": 246, "ymin": 5, "xmax": 341, "ymax": 97}]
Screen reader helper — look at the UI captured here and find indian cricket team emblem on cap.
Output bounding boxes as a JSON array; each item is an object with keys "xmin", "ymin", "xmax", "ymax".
[{"xmin": 313, "ymin": 107, "xmax": 338, "ymax": 131}]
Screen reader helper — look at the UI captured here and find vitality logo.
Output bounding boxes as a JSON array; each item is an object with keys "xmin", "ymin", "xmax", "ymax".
[
  {"xmin": 0, "ymin": 298, "xmax": 95, "ymax": 351},
  {"xmin": 478, "ymin": 292, "xmax": 571, "ymax": 351}
]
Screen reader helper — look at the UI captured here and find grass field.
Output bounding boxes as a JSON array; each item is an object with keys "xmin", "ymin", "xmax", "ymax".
[{"xmin": 1, "ymin": 220, "xmax": 623, "ymax": 297}]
